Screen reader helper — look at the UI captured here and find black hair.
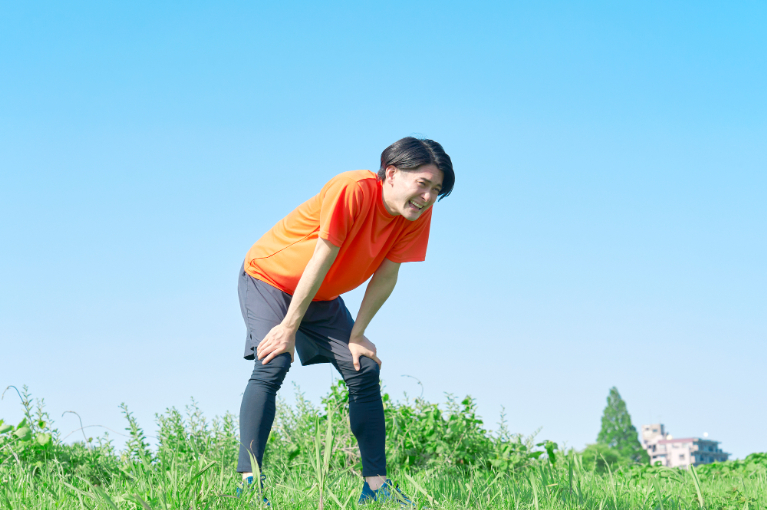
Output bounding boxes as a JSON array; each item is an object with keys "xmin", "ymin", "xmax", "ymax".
[{"xmin": 377, "ymin": 137, "xmax": 454, "ymax": 200}]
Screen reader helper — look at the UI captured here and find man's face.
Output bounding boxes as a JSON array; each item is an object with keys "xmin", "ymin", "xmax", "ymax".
[{"xmin": 381, "ymin": 164, "xmax": 443, "ymax": 221}]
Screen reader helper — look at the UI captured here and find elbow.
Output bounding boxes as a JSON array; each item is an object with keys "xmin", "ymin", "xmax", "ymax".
[{"xmin": 376, "ymin": 271, "xmax": 398, "ymax": 288}]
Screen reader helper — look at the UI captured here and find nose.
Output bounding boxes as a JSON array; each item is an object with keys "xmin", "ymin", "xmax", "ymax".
[{"xmin": 421, "ymin": 190, "xmax": 435, "ymax": 203}]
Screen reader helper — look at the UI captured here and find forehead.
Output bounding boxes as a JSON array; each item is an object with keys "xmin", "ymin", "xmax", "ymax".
[{"xmin": 407, "ymin": 164, "xmax": 443, "ymax": 187}]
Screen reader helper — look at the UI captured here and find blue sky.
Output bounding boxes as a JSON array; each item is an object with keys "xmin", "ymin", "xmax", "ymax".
[{"xmin": 1, "ymin": 1, "xmax": 765, "ymax": 460}]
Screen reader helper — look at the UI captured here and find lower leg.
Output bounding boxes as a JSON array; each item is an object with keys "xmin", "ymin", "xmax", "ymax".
[
  {"xmin": 237, "ymin": 353, "xmax": 291, "ymax": 475},
  {"xmin": 340, "ymin": 357, "xmax": 387, "ymax": 485},
  {"xmin": 350, "ymin": 397, "xmax": 387, "ymax": 480}
]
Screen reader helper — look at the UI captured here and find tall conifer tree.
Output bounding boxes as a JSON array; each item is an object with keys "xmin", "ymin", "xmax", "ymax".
[{"xmin": 597, "ymin": 387, "xmax": 650, "ymax": 464}]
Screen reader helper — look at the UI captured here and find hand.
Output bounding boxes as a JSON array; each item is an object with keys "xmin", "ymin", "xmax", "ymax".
[
  {"xmin": 256, "ymin": 324, "xmax": 296, "ymax": 365},
  {"xmin": 349, "ymin": 334, "xmax": 382, "ymax": 371}
]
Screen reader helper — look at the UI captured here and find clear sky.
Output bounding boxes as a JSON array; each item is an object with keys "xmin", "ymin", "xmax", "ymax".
[{"xmin": 1, "ymin": 1, "xmax": 765, "ymax": 460}]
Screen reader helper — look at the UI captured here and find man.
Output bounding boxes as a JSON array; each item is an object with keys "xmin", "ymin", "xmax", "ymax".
[{"xmin": 236, "ymin": 136, "xmax": 454, "ymax": 505}]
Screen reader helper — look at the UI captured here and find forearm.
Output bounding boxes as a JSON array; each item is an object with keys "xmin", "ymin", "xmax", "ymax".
[
  {"xmin": 351, "ymin": 264, "xmax": 398, "ymax": 339},
  {"xmin": 281, "ymin": 238, "xmax": 339, "ymax": 331}
]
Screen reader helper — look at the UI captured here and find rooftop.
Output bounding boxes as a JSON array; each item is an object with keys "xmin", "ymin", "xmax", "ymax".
[{"xmin": 655, "ymin": 437, "xmax": 721, "ymax": 445}]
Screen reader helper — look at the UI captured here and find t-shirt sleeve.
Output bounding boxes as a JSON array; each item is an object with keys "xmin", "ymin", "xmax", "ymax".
[
  {"xmin": 318, "ymin": 177, "xmax": 365, "ymax": 247},
  {"xmin": 386, "ymin": 207, "xmax": 432, "ymax": 263}
]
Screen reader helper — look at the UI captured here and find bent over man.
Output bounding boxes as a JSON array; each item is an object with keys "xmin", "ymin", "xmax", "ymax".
[{"xmin": 236, "ymin": 137, "xmax": 454, "ymax": 505}]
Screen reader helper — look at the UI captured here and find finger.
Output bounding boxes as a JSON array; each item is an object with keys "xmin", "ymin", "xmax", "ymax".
[
  {"xmin": 372, "ymin": 354, "xmax": 382, "ymax": 368},
  {"xmin": 257, "ymin": 330, "xmax": 279, "ymax": 354},
  {"xmin": 352, "ymin": 352, "xmax": 360, "ymax": 372},
  {"xmin": 257, "ymin": 342, "xmax": 273, "ymax": 360},
  {"xmin": 256, "ymin": 339, "xmax": 268, "ymax": 357},
  {"xmin": 261, "ymin": 348, "xmax": 281, "ymax": 365}
]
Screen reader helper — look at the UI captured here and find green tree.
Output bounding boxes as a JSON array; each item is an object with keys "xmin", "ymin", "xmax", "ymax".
[{"xmin": 596, "ymin": 387, "xmax": 649, "ymax": 464}]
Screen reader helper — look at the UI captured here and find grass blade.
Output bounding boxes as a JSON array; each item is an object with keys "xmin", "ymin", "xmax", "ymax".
[
  {"xmin": 529, "ymin": 475, "xmax": 539, "ymax": 510},
  {"xmin": 182, "ymin": 460, "xmax": 217, "ymax": 496},
  {"xmin": 653, "ymin": 475, "xmax": 665, "ymax": 510},
  {"xmin": 689, "ymin": 464, "xmax": 705, "ymax": 508},
  {"xmin": 604, "ymin": 457, "xmax": 618, "ymax": 510},
  {"xmin": 322, "ymin": 404, "xmax": 335, "ymax": 476},
  {"xmin": 60, "ymin": 481, "xmax": 89, "ymax": 498},
  {"xmin": 327, "ymin": 489, "xmax": 345, "ymax": 509},
  {"xmin": 190, "ymin": 460, "xmax": 217, "ymax": 483},
  {"xmin": 130, "ymin": 494, "xmax": 154, "ymax": 510},
  {"xmin": 313, "ymin": 415, "xmax": 322, "ymax": 475},
  {"xmin": 91, "ymin": 484, "xmax": 119, "ymax": 510},
  {"xmin": 404, "ymin": 473, "xmax": 435, "ymax": 507},
  {"xmin": 1, "ymin": 485, "xmax": 13, "ymax": 510},
  {"xmin": 344, "ymin": 488, "xmax": 356, "ymax": 508},
  {"xmin": 464, "ymin": 481, "xmax": 473, "ymax": 508},
  {"xmin": 245, "ymin": 449, "xmax": 264, "ymax": 504},
  {"xmin": 313, "ymin": 414, "xmax": 325, "ymax": 509}
]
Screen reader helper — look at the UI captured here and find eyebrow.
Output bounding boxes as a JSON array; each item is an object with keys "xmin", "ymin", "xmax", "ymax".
[{"xmin": 419, "ymin": 178, "xmax": 442, "ymax": 189}]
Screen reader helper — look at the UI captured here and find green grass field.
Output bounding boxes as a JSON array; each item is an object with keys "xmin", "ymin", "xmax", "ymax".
[{"xmin": 2, "ymin": 384, "xmax": 765, "ymax": 509}]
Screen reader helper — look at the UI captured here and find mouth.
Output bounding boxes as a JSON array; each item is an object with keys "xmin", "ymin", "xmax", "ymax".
[{"xmin": 407, "ymin": 200, "xmax": 426, "ymax": 212}]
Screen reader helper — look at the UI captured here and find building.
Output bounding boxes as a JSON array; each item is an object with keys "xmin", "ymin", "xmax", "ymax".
[{"xmin": 641, "ymin": 424, "xmax": 729, "ymax": 468}]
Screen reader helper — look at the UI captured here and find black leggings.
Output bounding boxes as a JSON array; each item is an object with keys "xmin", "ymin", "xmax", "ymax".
[{"xmin": 237, "ymin": 352, "xmax": 386, "ymax": 477}]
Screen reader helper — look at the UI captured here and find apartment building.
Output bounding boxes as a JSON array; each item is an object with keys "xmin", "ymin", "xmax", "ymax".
[{"xmin": 641, "ymin": 424, "xmax": 729, "ymax": 468}]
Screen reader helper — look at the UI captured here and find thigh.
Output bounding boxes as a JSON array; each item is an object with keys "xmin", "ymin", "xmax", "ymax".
[
  {"xmin": 239, "ymin": 269, "xmax": 291, "ymax": 360},
  {"xmin": 297, "ymin": 296, "xmax": 356, "ymax": 365}
]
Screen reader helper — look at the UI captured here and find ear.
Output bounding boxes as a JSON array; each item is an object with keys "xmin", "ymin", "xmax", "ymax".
[{"xmin": 385, "ymin": 165, "xmax": 398, "ymax": 185}]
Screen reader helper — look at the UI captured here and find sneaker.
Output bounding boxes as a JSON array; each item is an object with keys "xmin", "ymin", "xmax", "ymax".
[
  {"xmin": 358, "ymin": 478, "xmax": 414, "ymax": 506},
  {"xmin": 236, "ymin": 474, "xmax": 271, "ymax": 507}
]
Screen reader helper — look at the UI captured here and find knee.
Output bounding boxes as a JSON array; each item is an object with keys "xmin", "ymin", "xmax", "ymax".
[
  {"xmin": 345, "ymin": 357, "xmax": 381, "ymax": 402},
  {"xmin": 357, "ymin": 355, "xmax": 380, "ymax": 376},
  {"xmin": 248, "ymin": 352, "xmax": 292, "ymax": 389}
]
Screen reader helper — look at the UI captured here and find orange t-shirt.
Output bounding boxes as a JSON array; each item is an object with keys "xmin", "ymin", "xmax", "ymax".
[{"xmin": 244, "ymin": 170, "xmax": 432, "ymax": 301}]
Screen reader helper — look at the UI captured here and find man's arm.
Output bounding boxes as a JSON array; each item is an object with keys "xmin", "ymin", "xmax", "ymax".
[
  {"xmin": 348, "ymin": 258, "xmax": 400, "ymax": 370},
  {"xmin": 257, "ymin": 238, "xmax": 340, "ymax": 364}
]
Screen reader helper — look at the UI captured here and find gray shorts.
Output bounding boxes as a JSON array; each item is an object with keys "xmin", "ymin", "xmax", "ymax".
[{"xmin": 238, "ymin": 264, "xmax": 356, "ymax": 365}]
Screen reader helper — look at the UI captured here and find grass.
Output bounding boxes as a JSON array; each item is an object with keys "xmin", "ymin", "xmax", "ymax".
[
  {"xmin": 2, "ymin": 454, "xmax": 765, "ymax": 509},
  {"xmin": 1, "ymin": 384, "xmax": 765, "ymax": 509}
]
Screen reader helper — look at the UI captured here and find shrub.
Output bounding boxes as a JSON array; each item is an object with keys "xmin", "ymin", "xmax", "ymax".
[
  {"xmin": 1, "ymin": 381, "xmax": 554, "ymax": 481},
  {"xmin": 580, "ymin": 443, "xmax": 631, "ymax": 473},
  {"xmin": 265, "ymin": 379, "xmax": 549, "ymax": 475}
]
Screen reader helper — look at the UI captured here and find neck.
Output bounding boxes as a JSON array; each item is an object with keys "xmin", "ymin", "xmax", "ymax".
[{"xmin": 380, "ymin": 183, "xmax": 399, "ymax": 216}]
